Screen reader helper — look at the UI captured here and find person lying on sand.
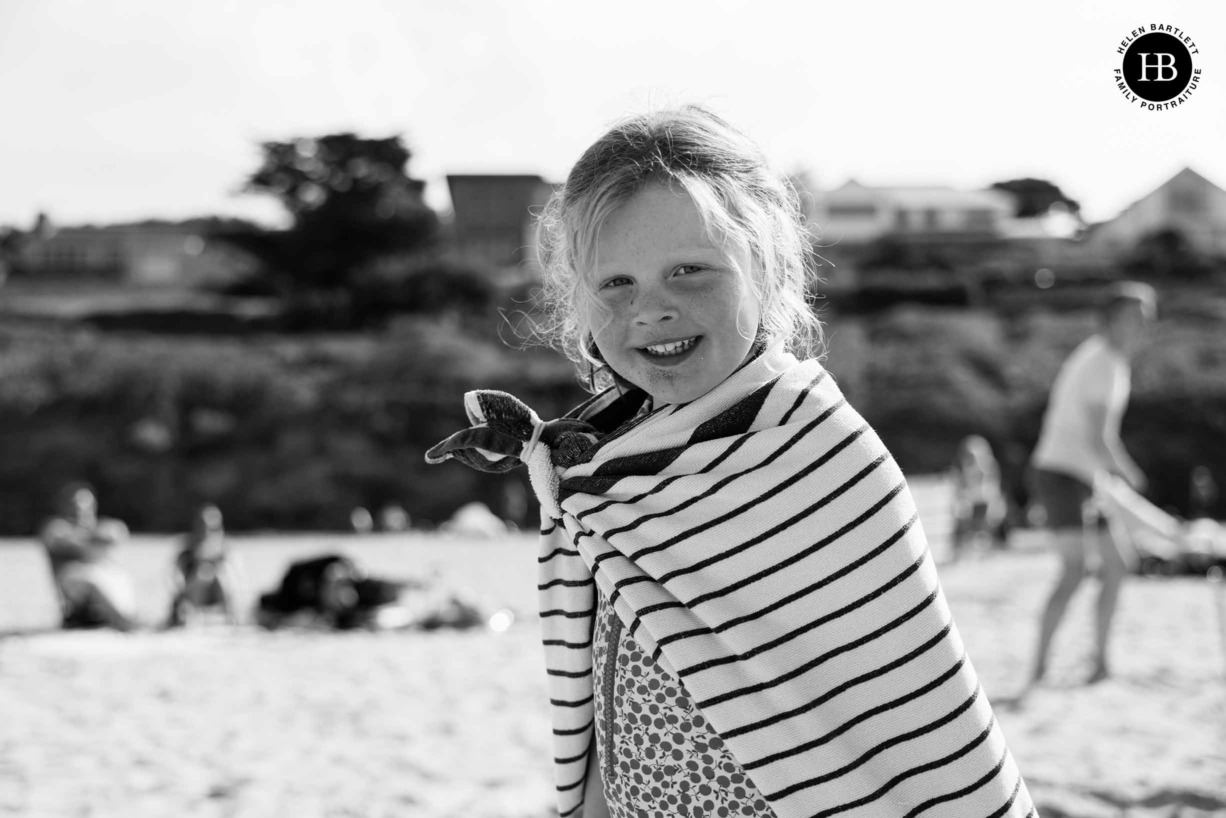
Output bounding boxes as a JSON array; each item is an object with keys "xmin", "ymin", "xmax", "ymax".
[{"xmin": 255, "ymin": 554, "xmax": 500, "ymax": 632}]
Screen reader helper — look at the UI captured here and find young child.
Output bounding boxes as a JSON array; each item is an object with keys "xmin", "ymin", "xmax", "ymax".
[
  {"xmin": 167, "ymin": 504, "xmax": 243, "ymax": 627},
  {"xmin": 949, "ymin": 435, "xmax": 1008, "ymax": 559},
  {"xmin": 428, "ymin": 106, "xmax": 1036, "ymax": 818}
]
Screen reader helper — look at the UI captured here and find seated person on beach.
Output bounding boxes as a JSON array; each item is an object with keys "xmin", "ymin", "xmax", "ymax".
[
  {"xmin": 40, "ymin": 482, "xmax": 138, "ymax": 630},
  {"xmin": 949, "ymin": 434, "xmax": 1008, "ymax": 557},
  {"xmin": 167, "ymin": 504, "xmax": 242, "ymax": 627}
]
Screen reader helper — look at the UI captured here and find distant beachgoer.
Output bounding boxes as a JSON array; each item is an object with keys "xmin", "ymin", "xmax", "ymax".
[
  {"xmin": 1189, "ymin": 465, "xmax": 1219, "ymax": 520},
  {"xmin": 350, "ymin": 507, "xmax": 374, "ymax": 534},
  {"xmin": 40, "ymin": 482, "xmax": 138, "ymax": 630},
  {"xmin": 427, "ymin": 106, "xmax": 1034, "ymax": 818},
  {"xmin": 1028, "ymin": 281, "xmax": 1157, "ymax": 686},
  {"xmin": 167, "ymin": 504, "xmax": 242, "ymax": 627},
  {"xmin": 256, "ymin": 554, "xmax": 403, "ymax": 630},
  {"xmin": 441, "ymin": 501, "xmax": 507, "ymax": 539},
  {"xmin": 378, "ymin": 504, "xmax": 410, "ymax": 532},
  {"xmin": 949, "ymin": 434, "xmax": 1008, "ymax": 559}
]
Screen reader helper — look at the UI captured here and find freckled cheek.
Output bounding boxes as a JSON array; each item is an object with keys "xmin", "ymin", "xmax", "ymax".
[
  {"xmin": 695, "ymin": 288, "xmax": 751, "ymax": 334},
  {"xmin": 593, "ymin": 294, "xmax": 634, "ymax": 326},
  {"xmin": 592, "ymin": 313, "xmax": 630, "ymax": 352}
]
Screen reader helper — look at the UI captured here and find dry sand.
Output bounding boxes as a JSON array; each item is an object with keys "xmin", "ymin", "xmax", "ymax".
[{"xmin": 1, "ymin": 477, "xmax": 1224, "ymax": 818}]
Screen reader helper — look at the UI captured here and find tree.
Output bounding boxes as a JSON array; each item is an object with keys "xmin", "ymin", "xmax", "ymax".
[
  {"xmin": 1123, "ymin": 227, "xmax": 1219, "ymax": 280},
  {"xmin": 219, "ymin": 133, "xmax": 440, "ymax": 295},
  {"xmin": 989, "ymin": 178, "xmax": 1081, "ymax": 218},
  {"xmin": 0, "ymin": 227, "xmax": 22, "ymax": 286}
]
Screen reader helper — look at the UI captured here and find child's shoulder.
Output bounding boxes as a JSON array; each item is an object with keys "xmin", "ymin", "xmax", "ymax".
[{"xmin": 777, "ymin": 358, "xmax": 855, "ymax": 414}]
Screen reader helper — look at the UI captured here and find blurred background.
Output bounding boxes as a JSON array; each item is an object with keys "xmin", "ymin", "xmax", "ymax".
[
  {"xmin": 1, "ymin": 1, "xmax": 1225, "ymax": 816},
  {"xmin": 0, "ymin": 0, "xmax": 1223, "ymax": 534}
]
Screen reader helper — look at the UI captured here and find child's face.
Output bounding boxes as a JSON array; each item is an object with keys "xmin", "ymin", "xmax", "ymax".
[{"xmin": 590, "ymin": 184, "xmax": 761, "ymax": 405}]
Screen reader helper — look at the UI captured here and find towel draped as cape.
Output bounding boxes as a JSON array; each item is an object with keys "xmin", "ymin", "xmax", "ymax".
[{"xmin": 427, "ymin": 348, "xmax": 1036, "ymax": 818}]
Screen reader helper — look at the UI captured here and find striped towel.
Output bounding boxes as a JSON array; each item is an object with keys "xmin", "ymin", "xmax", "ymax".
[{"xmin": 427, "ymin": 348, "xmax": 1036, "ymax": 818}]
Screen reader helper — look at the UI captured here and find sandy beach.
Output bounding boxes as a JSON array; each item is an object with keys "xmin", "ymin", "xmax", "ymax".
[{"xmin": 2, "ymin": 477, "xmax": 1224, "ymax": 817}]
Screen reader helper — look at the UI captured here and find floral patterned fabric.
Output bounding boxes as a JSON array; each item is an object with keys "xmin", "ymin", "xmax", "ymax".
[{"xmin": 592, "ymin": 588, "xmax": 778, "ymax": 818}]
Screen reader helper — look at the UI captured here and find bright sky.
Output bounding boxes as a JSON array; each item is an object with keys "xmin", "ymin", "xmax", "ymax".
[{"xmin": 2, "ymin": 0, "xmax": 1223, "ymax": 228}]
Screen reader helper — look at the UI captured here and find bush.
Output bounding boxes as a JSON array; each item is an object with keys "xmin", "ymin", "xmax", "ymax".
[
  {"xmin": 834, "ymin": 276, "xmax": 972, "ymax": 313},
  {"xmin": 847, "ymin": 303, "xmax": 1226, "ymax": 521},
  {"xmin": 0, "ymin": 319, "xmax": 586, "ymax": 534},
  {"xmin": 857, "ymin": 307, "xmax": 1010, "ymax": 468},
  {"xmin": 350, "ymin": 256, "xmax": 498, "ymax": 325},
  {"xmin": 1122, "ymin": 228, "xmax": 1224, "ymax": 282},
  {"xmin": 5, "ymin": 294, "xmax": 1223, "ymax": 534}
]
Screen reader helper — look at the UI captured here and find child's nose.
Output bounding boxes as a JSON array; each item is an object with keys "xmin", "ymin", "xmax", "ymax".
[
  {"xmin": 632, "ymin": 288, "xmax": 679, "ymax": 325},
  {"xmin": 634, "ymin": 307, "xmax": 677, "ymax": 326}
]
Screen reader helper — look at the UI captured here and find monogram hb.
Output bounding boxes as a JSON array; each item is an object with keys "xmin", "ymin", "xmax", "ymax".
[{"xmin": 1137, "ymin": 53, "xmax": 1178, "ymax": 81}]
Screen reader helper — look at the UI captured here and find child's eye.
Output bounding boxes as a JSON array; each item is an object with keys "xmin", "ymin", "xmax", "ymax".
[
  {"xmin": 674, "ymin": 264, "xmax": 705, "ymax": 276},
  {"xmin": 600, "ymin": 276, "xmax": 633, "ymax": 289}
]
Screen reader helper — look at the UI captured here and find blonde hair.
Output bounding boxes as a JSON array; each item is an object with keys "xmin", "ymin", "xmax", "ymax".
[{"xmin": 534, "ymin": 105, "xmax": 823, "ymax": 392}]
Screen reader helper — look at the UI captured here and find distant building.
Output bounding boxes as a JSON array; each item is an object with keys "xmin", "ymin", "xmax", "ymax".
[
  {"xmin": 446, "ymin": 174, "xmax": 555, "ymax": 281},
  {"xmin": 814, "ymin": 181, "xmax": 1017, "ymax": 244},
  {"xmin": 1083, "ymin": 167, "xmax": 1226, "ymax": 257},
  {"xmin": 14, "ymin": 215, "xmax": 257, "ymax": 288}
]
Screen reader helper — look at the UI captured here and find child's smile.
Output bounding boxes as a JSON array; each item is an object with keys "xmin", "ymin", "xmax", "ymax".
[
  {"xmin": 638, "ymin": 335, "xmax": 700, "ymax": 365},
  {"xmin": 591, "ymin": 184, "xmax": 761, "ymax": 405},
  {"xmin": 641, "ymin": 336, "xmax": 698, "ymax": 357}
]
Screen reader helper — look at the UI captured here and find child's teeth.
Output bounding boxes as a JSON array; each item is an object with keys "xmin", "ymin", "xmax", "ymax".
[{"xmin": 645, "ymin": 338, "xmax": 695, "ymax": 356}]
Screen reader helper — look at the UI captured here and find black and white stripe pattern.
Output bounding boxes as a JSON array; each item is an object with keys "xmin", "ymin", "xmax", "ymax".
[{"xmin": 536, "ymin": 349, "xmax": 1036, "ymax": 818}]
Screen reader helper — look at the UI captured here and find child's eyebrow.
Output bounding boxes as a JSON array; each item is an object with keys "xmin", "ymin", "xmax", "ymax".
[
  {"xmin": 599, "ymin": 247, "xmax": 729, "ymax": 269},
  {"xmin": 671, "ymin": 245, "xmax": 726, "ymax": 256}
]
